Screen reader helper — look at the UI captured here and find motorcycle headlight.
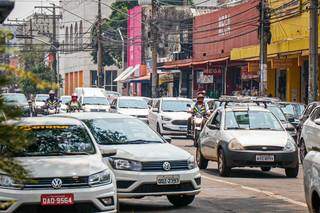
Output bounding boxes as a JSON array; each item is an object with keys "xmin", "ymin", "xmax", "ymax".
[
  {"xmin": 283, "ymin": 139, "xmax": 296, "ymax": 152},
  {"xmin": 187, "ymin": 156, "xmax": 197, "ymax": 170},
  {"xmin": 161, "ymin": 116, "xmax": 171, "ymax": 121},
  {"xmin": 110, "ymin": 159, "xmax": 142, "ymax": 171},
  {"xmin": 0, "ymin": 174, "xmax": 23, "ymax": 189},
  {"xmin": 228, "ymin": 139, "xmax": 244, "ymax": 150},
  {"xmin": 89, "ymin": 170, "xmax": 112, "ymax": 186}
]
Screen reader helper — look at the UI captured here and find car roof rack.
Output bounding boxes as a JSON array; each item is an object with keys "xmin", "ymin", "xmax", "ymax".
[{"xmin": 219, "ymin": 96, "xmax": 280, "ymax": 109}]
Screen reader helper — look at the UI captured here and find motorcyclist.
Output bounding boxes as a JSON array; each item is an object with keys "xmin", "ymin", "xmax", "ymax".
[
  {"xmin": 187, "ymin": 91, "xmax": 210, "ymax": 135},
  {"xmin": 45, "ymin": 90, "xmax": 60, "ymax": 113},
  {"xmin": 66, "ymin": 93, "xmax": 82, "ymax": 112}
]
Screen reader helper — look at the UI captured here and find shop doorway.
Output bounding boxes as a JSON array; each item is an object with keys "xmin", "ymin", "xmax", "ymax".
[{"xmin": 276, "ymin": 70, "xmax": 287, "ymax": 100}]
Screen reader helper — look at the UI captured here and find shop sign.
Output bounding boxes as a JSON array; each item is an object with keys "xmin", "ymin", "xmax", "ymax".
[
  {"xmin": 248, "ymin": 62, "xmax": 259, "ymax": 73},
  {"xmin": 197, "ymin": 71, "xmax": 214, "ymax": 84},
  {"xmin": 204, "ymin": 67, "xmax": 222, "ymax": 76},
  {"xmin": 271, "ymin": 58, "xmax": 296, "ymax": 69}
]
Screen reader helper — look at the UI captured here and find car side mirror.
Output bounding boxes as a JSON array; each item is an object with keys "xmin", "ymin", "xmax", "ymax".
[
  {"xmin": 163, "ymin": 136, "xmax": 172, "ymax": 143},
  {"xmin": 110, "ymin": 105, "xmax": 116, "ymax": 109},
  {"xmin": 186, "ymin": 104, "xmax": 191, "ymax": 108},
  {"xmin": 152, "ymin": 108, "xmax": 159, "ymax": 113},
  {"xmin": 208, "ymin": 124, "xmax": 219, "ymax": 130},
  {"xmin": 315, "ymin": 118, "xmax": 320, "ymax": 125},
  {"xmin": 101, "ymin": 148, "xmax": 117, "ymax": 158},
  {"xmin": 288, "ymin": 117, "xmax": 295, "ymax": 123}
]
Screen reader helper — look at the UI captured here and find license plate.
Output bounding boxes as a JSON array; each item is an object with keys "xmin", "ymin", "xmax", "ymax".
[
  {"xmin": 157, "ymin": 175, "xmax": 180, "ymax": 185},
  {"xmin": 41, "ymin": 194, "xmax": 74, "ymax": 206},
  {"xmin": 256, "ymin": 155, "xmax": 275, "ymax": 162}
]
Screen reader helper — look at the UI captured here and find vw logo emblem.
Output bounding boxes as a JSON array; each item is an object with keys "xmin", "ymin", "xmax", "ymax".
[
  {"xmin": 162, "ymin": 162, "xmax": 171, "ymax": 171},
  {"xmin": 262, "ymin": 147, "xmax": 268, "ymax": 150},
  {"xmin": 51, "ymin": 178, "xmax": 63, "ymax": 189}
]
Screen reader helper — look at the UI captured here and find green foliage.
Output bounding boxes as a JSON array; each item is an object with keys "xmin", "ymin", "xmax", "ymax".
[{"xmin": 91, "ymin": 1, "xmax": 138, "ymax": 67}]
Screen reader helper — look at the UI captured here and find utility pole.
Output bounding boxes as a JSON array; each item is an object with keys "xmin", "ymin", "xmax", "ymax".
[
  {"xmin": 97, "ymin": 0, "xmax": 104, "ymax": 88},
  {"xmin": 29, "ymin": 18, "xmax": 32, "ymax": 45},
  {"xmin": 151, "ymin": 0, "xmax": 159, "ymax": 98},
  {"xmin": 52, "ymin": 4, "xmax": 58, "ymax": 94},
  {"xmin": 259, "ymin": 0, "xmax": 268, "ymax": 96},
  {"xmin": 309, "ymin": 0, "xmax": 319, "ymax": 103}
]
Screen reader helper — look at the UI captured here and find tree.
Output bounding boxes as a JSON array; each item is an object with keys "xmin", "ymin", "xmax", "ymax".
[{"xmin": 91, "ymin": 1, "xmax": 138, "ymax": 68}]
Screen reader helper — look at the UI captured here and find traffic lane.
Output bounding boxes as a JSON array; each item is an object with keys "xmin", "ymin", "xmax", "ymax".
[
  {"xmin": 119, "ymin": 174, "xmax": 306, "ymax": 213},
  {"xmin": 172, "ymin": 138, "xmax": 307, "ymax": 207}
]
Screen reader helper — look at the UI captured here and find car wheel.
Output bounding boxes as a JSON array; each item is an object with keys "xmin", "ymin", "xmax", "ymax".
[
  {"xmin": 218, "ymin": 149, "xmax": 231, "ymax": 177},
  {"xmin": 300, "ymin": 140, "xmax": 307, "ymax": 164},
  {"xmin": 196, "ymin": 147, "xmax": 208, "ymax": 169},
  {"xmin": 167, "ymin": 194, "xmax": 195, "ymax": 207},
  {"xmin": 285, "ymin": 164, "xmax": 299, "ymax": 178},
  {"xmin": 261, "ymin": 167, "xmax": 271, "ymax": 172}
]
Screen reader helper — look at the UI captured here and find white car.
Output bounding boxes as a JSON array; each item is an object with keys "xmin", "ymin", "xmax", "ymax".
[
  {"xmin": 110, "ymin": 96, "xmax": 149, "ymax": 122},
  {"xmin": 299, "ymin": 105, "xmax": 320, "ymax": 162},
  {"xmin": 59, "ymin": 95, "xmax": 71, "ymax": 113},
  {"xmin": 148, "ymin": 97, "xmax": 193, "ymax": 136},
  {"xmin": 304, "ymin": 151, "xmax": 320, "ymax": 213},
  {"xmin": 196, "ymin": 105, "xmax": 299, "ymax": 177},
  {"xmin": 1, "ymin": 117, "xmax": 117, "ymax": 213},
  {"xmin": 80, "ymin": 96, "xmax": 110, "ymax": 112},
  {"xmin": 55, "ymin": 113, "xmax": 201, "ymax": 207},
  {"xmin": 34, "ymin": 94, "xmax": 49, "ymax": 114}
]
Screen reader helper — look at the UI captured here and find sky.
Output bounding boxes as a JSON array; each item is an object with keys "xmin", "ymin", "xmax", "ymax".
[{"xmin": 7, "ymin": 0, "xmax": 60, "ymax": 20}]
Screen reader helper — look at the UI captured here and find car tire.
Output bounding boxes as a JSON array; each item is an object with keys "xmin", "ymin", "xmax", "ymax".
[
  {"xmin": 261, "ymin": 167, "xmax": 271, "ymax": 172},
  {"xmin": 167, "ymin": 194, "xmax": 195, "ymax": 207},
  {"xmin": 299, "ymin": 140, "xmax": 307, "ymax": 164},
  {"xmin": 218, "ymin": 149, "xmax": 231, "ymax": 177},
  {"xmin": 285, "ymin": 164, "xmax": 299, "ymax": 178},
  {"xmin": 196, "ymin": 147, "xmax": 208, "ymax": 169}
]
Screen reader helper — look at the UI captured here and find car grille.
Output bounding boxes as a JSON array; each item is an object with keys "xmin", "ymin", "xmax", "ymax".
[
  {"xmin": 244, "ymin": 146, "xmax": 283, "ymax": 151},
  {"xmin": 14, "ymin": 202, "xmax": 100, "ymax": 213},
  {"xmin": 117, "ymin": 180, "xmax": 136, "ymax": 189},
  {"xmin": 142, "ymin": 161, "xmax": 189, "ymax": 171},
  {"xmin": 171, "ymin": 120, "xmax": 188, "ymax": 126},
  {"xmin": 23, "ymin": 176, "xmax": 89, "ymax": 190},
  {"xmin": 132, "ymin": 182, "xmax": 195, "ymax": 194}
]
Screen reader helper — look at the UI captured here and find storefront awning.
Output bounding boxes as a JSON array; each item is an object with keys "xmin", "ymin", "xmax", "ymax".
[
  {"xmin": 127, "ymin": 74, "xmax": 150, "ymax": 83},
  {"xmin": 114, "ymin": 66, "xmax": 134, "ymax": 82},
  {"xmin": 121, "ymin": 64, "xmax": 140, "ymax": 82}
]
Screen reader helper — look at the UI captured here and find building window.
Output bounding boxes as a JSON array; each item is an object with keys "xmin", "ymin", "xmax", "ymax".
[
  {"xmin": 79, "ymin": 21, "xmax": 83, "ymax": 49},
  {"xmin": 91, "ymin": 70, "xmax": 97, "ymax": 86},
  {"xmin": 70, "ymin": 24, "xmax": 73, "ymax": 51},
  {"xmin": 74, "ymin": 22, "xmax": 78, "ymax": 50},
  {"xmin": 104, "ymin": 71, "xmax": 118, "ymax": 91}
]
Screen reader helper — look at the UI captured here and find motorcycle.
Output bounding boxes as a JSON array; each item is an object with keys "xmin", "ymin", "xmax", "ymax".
[
  {"xmin": 192, "ymin": 113, "xmax": 205, "ymax": 147},
  {"xmin": 44, "ymin": 101, "xmax": 60, "ymax": 115}
]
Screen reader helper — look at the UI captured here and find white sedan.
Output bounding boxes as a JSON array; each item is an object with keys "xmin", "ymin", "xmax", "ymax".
[{"xmin": 55, "ymin": 113, "xmax": 201, "ymax": 207}]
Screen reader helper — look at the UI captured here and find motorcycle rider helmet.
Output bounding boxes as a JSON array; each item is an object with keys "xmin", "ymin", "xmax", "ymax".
[
  {"xmin": 197, "ymin": 93, "xmax": 205, "ymax": 101},
  {"xmin": 49, "ymin": 90, "xmax": 55, "ymax": 99},
  {"xmin": 71, "ymin": 93, "xmax": 78, "ymax": 101}
]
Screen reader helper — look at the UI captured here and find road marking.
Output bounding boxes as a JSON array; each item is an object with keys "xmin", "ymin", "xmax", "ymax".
[{"xmin": 201, "ymin": 174, "xmax": 308, "ymax": 208}]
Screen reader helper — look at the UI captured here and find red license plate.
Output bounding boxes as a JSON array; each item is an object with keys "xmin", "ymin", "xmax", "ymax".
[{"xmin": 41, "ymin": 194, "xmax": 74, "ymax": 206}]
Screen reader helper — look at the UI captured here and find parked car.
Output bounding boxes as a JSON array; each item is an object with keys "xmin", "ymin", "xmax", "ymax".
[
  {"xmin": 297, "ymin": 102, "xmax": 320, "ymax": 143},
  {"xmin": 80, "ymin": 95, "xmax": 110, "ymax": 112},
  {"xmin": 196, "ymin": 105, "xmax": 299, "ymax": 178},
  {"xmin": 304, "ymin": 151, "xmax": 320, "ymax": 213},
  {"xmin": 59, "ymin": 95, "xmax": 71, "ymax": 113},
  {"xmin": 279, "ymin": 102, "xmax": 305, "ymax": 127},
  {"xmin": 54, "ymin": 113, "xmax": 201, "ymax": 207},
  {"xmin": 2, "ymin": 93, "xmax": 30, "ymax": 117},
  {"xmin": 34, "ymin": 94, "xmax": 49, "ymax": 115},
  {"xmin": 1, "ymin": 117, "xmax": 118, "ymax": 213},
  {"xmin": 148, "ymin": 97, "xmax": 193, "ymax": 136},
  {"xmin": 110, "ymin": 96, "xmax": 149, "ymax": 123},
  {"xmin": 299, "ymin": 105, "xmax": 320, "ymax": 163}
]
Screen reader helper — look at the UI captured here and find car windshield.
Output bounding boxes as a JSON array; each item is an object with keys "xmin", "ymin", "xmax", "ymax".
[
  {"xmin": 161, "ymin": 100, "xmax": 192, "ymax": 112},
  {"xmin": 225, "ymin": 111, "xmax": 283, "ymax": 131},
  {"xmin": 281, "ymin": 104, "xmax": 295, "ymax": 117},
  {"xmin": 16, "ymin": 125, "xmax": 95, "ymax": 156},
  {"xmin": 267, "ymin": 106, "xmax": 287, "ymax": 122},
  {"xmin": 35, "ymin": 95, "xmax": 48, "ymax": 102},
  {"xmin": 85, "ymin": 118, "xmax": 164, "ymax": 145},
  {"xmin": 118, "ymin": 99, "xmax": 148, "ymax": 109},
  {"xmin": 61, "ymin": 96, "xmax": 71, "ymax": 104},
  {"xmin": 2, "ymin": 94, "xmax": 28, "ymax": 105},
  {"xmin": 83, "ymin": 97, "xmax": 109, "ymax": 105},
  {"xmin": 293, "ymin": 104, "xmax": 305, "ymax": 117}
]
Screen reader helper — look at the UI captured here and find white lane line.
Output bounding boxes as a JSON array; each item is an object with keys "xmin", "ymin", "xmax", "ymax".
[{"xmin": 201, "ymin": 175, "xmax": 308, "ymax": 208}]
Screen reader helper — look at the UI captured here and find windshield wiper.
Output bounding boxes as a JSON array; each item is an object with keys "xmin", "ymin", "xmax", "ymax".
[
  {"xmin": 127, "ymin": 140, "xmax": 162, "ymax": 144},
  {"xmin": 63, "ymin": 152, "xmax": 90, "ymax": 155},
  {"xmin": 226, "ymin": 127, "xmax": 247, "ymax": 130},
  {"xmin": 250, "ymin": 127, "xmax": 278, "ymax": 130}
]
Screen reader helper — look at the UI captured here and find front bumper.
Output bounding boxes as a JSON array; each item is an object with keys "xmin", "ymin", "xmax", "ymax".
[
  {"xmin": 115, "ymin": 168, "xmax": 201, "ymax": 198},
  {"xmin": 0, "ymin": 184, "xmax": 117, "ymax": 213},
  {"xmin": 161, "ymin": 123, "xmax": 188, "ymax": 135},
  {"xmin": 224, "ymin": 149, "xmax": 299, "ymax": 169}
]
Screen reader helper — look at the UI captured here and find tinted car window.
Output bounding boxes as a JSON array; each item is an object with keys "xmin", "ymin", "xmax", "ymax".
[
  {"xmin": 161, "ymin": 100, "xmax": 192, "ymax": 112},
  {"xmin": 211, "ymin": 111, "xmax": 221, "ymax": 126}
]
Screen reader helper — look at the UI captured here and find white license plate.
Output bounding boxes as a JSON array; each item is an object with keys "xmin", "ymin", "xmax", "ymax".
[
  {"xmin": 256, "ymin": 155, "xmax": 275, "ymax": 162},
  {"xmin": 157, "ymin": 175, "xmax": 180, "ymax": 185}
]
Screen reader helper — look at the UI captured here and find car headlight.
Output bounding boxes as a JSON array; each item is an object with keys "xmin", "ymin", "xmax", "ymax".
[
  {"xmin": 110, "ymin": 158, "xmax": 142, "ymax": 171},
  {"xmin": 0, "ymin": 174, "xmax": 23, "ymax": 189},
  {"xmin": 283, "ymin": 139, "xmax": 296, "ymax": 152},
  {"xmin": 89, "ymin": 170, "xmax": 112, "ymax": 186},
  {"xmin": 161, "ymin": 116, "xmax": 171, "ymax": 121},
  {"xmin": 187, "ymin": 156, "xmax": 197, "ymax": 170},
  {"xmin": 228, "ymin": 139, "xmax": 244, "ymax": 150}
]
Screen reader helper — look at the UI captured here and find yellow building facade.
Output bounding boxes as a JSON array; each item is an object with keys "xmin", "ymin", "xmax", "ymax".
[{"xmin": 231, "ymin": 0, "xmax": 319, "ymax": 102}]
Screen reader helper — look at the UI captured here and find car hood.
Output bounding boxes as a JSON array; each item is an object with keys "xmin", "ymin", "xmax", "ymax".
[
  {"xmin": 161, "ymin": 112, "xmax": 191, "ymax": 120},
  {"xmin": 35, "ymin": 101, "xmax": 45, "ymax": 107},
  {"xmin": 118, "ymin": 108, "xmax": 149, "ymax": 116},
  {"xmin": 16, "ymin": 155, "xmax": 106, "ymax": 178},
  {"xmin": 99, "ymin": 143, "xmax": 191, "ymax": 162},
  {"xmin": 84, "ymin": 105, "xmax": 110, "ymax": 110},
  {"xmin": 225, "ymin": 130, "xmax": 288, "ymax": 147}
]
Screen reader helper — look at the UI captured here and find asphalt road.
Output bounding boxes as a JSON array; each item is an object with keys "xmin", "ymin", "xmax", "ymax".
[{"xmin": 120, "ymin": 138, "xmax": 308, "ymax": 213}]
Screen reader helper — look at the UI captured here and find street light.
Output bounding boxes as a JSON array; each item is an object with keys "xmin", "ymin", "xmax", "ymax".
[{"xmin": 0, "ymin": 0, "xmax": 15, "ymax": 24}]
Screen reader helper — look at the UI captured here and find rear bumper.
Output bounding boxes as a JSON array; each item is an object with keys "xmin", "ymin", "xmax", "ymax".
[{"xmin": 224, "ymin": 149, "xmax": 299, "ymax": 168}]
